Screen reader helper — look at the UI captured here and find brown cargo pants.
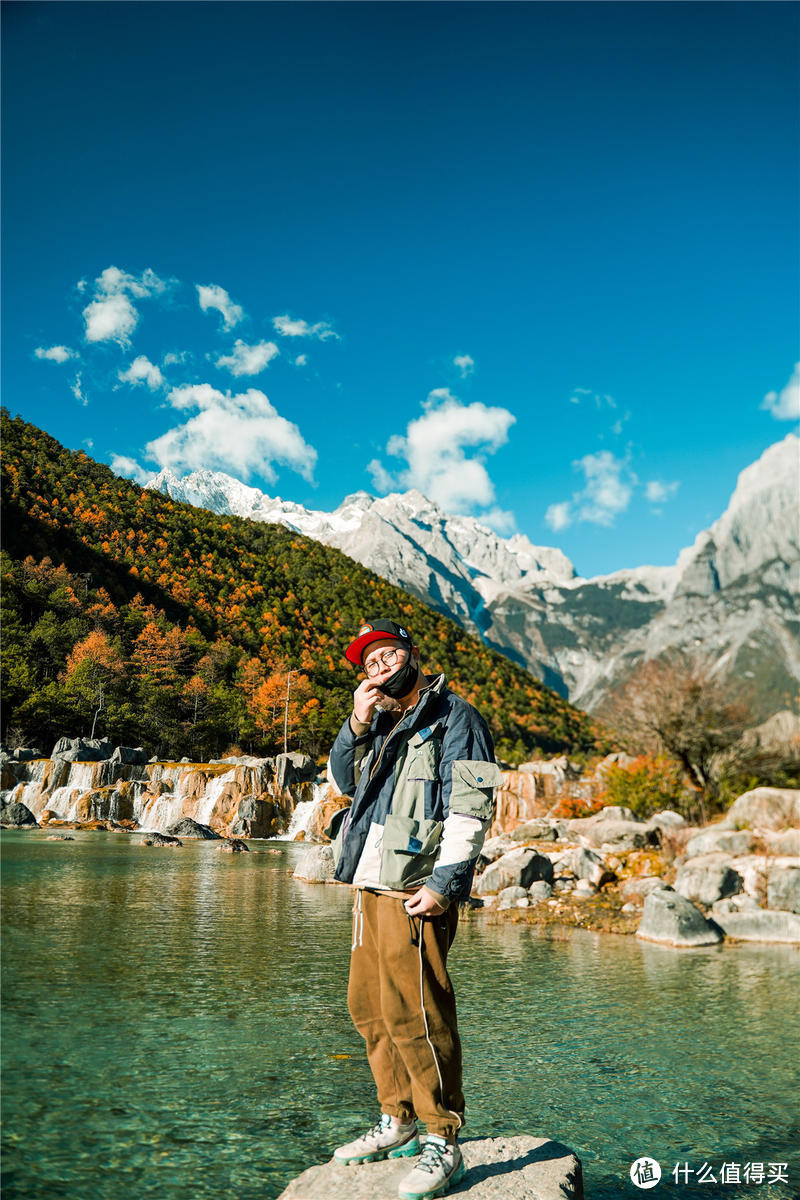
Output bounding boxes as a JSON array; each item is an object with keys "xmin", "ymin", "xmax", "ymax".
[{"xmin": 347, "ymin": 887, "xmax": 465, "ymax": 1139}]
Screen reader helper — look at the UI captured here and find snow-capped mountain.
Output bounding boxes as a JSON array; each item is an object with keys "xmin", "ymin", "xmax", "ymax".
[{"xmin": 145, "ymin": 433, "xmax": 800, "ymax": 720}]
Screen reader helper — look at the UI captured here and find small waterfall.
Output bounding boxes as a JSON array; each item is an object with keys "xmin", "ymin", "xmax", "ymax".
[{"xmin": 274, "ymin": 781, "xmax": 331, "ymax": 841}]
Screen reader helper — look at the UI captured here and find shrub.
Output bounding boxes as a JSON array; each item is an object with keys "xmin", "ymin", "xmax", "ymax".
[{"xmin": 599, "ymin": 754, "xmax": 692, "ymax": 820}]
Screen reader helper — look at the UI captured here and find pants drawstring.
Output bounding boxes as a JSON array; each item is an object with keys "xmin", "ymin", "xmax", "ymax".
[{"xmin": 351, "ymin": 888, "xmax": 364, "ymax": 951}]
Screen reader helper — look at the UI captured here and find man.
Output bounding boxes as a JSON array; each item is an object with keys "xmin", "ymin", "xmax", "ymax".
[{"xmin": 326, "ymin": 618, "xmax": 501, "ymax": 1200}]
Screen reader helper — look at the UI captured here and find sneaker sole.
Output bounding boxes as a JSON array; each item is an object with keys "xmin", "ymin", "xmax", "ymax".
[
  {"xmin": 334, "ymin": 1136, "xmax": 421, "ymax": 1166},
  {"xmin": 398, "ymin": 1155, "xmax": 466, "ymax": 1199}
]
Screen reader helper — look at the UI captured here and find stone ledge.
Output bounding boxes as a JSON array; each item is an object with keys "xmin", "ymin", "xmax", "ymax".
[{"xmin": 276, "ymin": 1135, "xmax": 583, "ymax": 1199}]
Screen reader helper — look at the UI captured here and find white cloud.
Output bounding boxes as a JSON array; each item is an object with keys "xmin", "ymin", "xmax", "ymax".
[
  {"xmin": 143, "ymin": 384, "xmax": 317, "ymax": 483},
  {"xmin": 453, "ymin": 354, "xmax": 475, "ymax": 378},
  {"xmin": 110, "ymin": 454, "xmax": 152, "ymax": 485},
  {"xmin": 545, "ymin": 501, "xmax": 573, "ymax": 532},
  {"xmin": 34, "ymin": 345, "xmax": 77, "ymax": 363},
  {"xmin": 272, "ymin": 314, "xmax": 339, "ymax": 341},
  {"xmin": 215, "ymin": 338, "xmax": 279, "ymax": 377},
  {"xmin": 367, "ymin": 389, "xmax": 515, "ymax": 519},
  {"xmin": 295, "ymin": 354, "xmax": 308, "ymax": 367},
  {"xmin": 82, "ymin": 265, "xmax": 171, "ymax": 346},
  {"xmin": 569, "ymin": 387, "xmax": 617, "ymax": 410},
  {"xmin": 118, "ymin": 355, "xmax": 165, "ymax": 390},
  {"xmin": 546, "ymin": 450, "xmax": 637, "ymax": 530},
  {"xmin": 70, "ymin": 373, "xmax": 88, "ymax": 407},
  {"xmin": 761, "ymin": 362, "xmax": 800, "ymax": 420},
  {"xmin": 163, "ymin": 350, "xmax": 191, "ymax": 366},
  {"xmin": 645, "ymin": 479, "xmax": 680, "ymax": 503},
  {"xmin": 84, "ymin": 438, "xmax": 94, "ymax": 450},
  {"xmin": 196, "ymin": 284, "xmax": 244, "ymax": 330}
]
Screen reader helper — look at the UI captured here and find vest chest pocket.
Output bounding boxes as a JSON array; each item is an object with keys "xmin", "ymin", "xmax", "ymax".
[{"xmin": 450, "ymin": 759, "xmax": 503, "ymax": 820}]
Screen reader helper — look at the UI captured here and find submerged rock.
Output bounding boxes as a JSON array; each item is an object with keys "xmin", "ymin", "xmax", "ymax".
[
  {"xmin": 0, "ymin": 801, "xmax": 38, "ymax": 827},
  {"xmin": 167, "ymin": 818, "xmax": 220, "ymax": 840},
  {"xmin": 293, "ymin": 845, "xmax": 335, "ymax": 882},
  {"xmin": 219, "ymin": 838, "xmax": 249, "ymax": 853},
  {"xmin": 276, "ymin": 1134, "xmax": 583, "ymax": 1199},
  {"xmin": 142, "ymin": 832, "xmax": 182, "ymax": 847}
]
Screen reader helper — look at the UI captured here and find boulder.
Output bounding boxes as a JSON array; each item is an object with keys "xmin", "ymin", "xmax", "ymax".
[
  {"xmin": 558, "ymin": 847, "xmax": 616, "ymax": 888},
  {"xmin": 564, "ymin": 810, "xmax": 659, "ymax": 851},
  {"xmin": 475, "ymin": 847, "xmax": 554, "ymax": 895},
  {"xmin": 51, "ymin": 737, "xmax": 113, "ymax": 762},
  {"xmin": 11, "ymin": 747, "xmax": 43, "ymax": 762},
  {"xmin": 528, "ymin": 880, "xmax": 553, "ymax": 901},
  {"xmin": 767, "ymin": 867, "xmax": 800, "ymax": 914},
  {"xmin": 646, "ymin": 810, "xmax": 687, "ymax": 830},
  {"xmin": 674, "ymin": 856, "xmax": 744, "ymax": 906},
  {"xmin": 231, "ymin": 796, "xmax": 277, "ymax": 839},
  {"xmin": 276, "ymin": 1134, "xmax": 584, "ymax": 1200},
  {"xmin": 763, "ymin": 828, "xmax": 800, "ymax": 856},
  {"xmin": 167, "ymin": 818, "xmax": 220, "ymax": 840},
  {"xmin": 498, "ymin": 886, "xmax": 529, "ymax": 909},
  {"xmin": 710, "ymin": 894, "xmax": 761, "ymax": 916},
  {"xmin": 478, "ymin": 833, "xmax": 517, "ymax": 863},
  {"xmin": 110, "ymin": 746, "xmax": 148, "ymax": 765},
  {"xmin": 717, "ymin": 787, "xmax": 800, "ymax": 832},
  {"xmin": 509, "ymin": 819, "xmax": 560, "ymax": 842},
  {"xmin": 620, "ymin": 876, "xmax": 667, "ymax": 903},
  {"xmin": 573, "ymin": 879, "xmax": 596, "ymax": 898},
  {"xmin": 142, "ymin": 832, "xmax": 182, "ymax": 847},
  {"xmin": 710, "ymin": 908, "xmax": 800, "ymax": 943},
  {"xmin": 636, "ymin": 886, "xmax": 723, "ymax": 947},
  {"xmin": 0, "ymin": 801, "xmax": 38, "ymax": 827},
  {"xmin": 292, "ymin": 844, "xmax": 336, "ymax": 883},
  {"xmin": 219, "ymin": 838, "xmax": 249, "ymax": 853},
  {"xmin": 276, "ymin": 752, "xmax": 316, "ymax": 789},
  {"xmin": 684, "ymin": 828, "xmax": 754, "ymax": 858}
]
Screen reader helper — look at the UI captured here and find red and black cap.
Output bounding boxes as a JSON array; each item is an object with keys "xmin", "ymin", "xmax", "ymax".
[{"xmin": 345, "ymin": 618, "xmax": 413, "ymax": 665}]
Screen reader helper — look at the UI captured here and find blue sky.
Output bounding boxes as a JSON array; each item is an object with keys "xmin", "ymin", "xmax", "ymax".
[{"xmin": 3, "ymin": 1, "xmax": 798, "ymax": 578}]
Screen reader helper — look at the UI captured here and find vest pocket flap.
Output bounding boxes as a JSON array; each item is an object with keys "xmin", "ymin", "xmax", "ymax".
[
  {"xmin": 452, "ymin": 759, "xmax": 503, "ymax": 791},
  {"xmin": 450, "ymin": 759, "xmax": 502, "ymax": 818},
  {"xmin": 382, "ymin": 813, "xmax": 443, "ymax": 856}
]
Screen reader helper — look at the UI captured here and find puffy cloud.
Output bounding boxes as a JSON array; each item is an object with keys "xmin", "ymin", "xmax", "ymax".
[
  {"xmin": 82, "ymin": 266, "xmax": 171, "ymax": 346},
  {"xmin": 295, "ymin": 354, "xmax": 308, "ymax": 367},
  {"xmin": 545, "ymin": 450, "xmax": 638, "ymax": 530},
  {"xmin": 118, "ymin": 355, "xmax": 165, "ymax": 390},
  {"xmin": 143, "ymin": 384, "xmax": 317, "ymax": 483},
  {"xmin": 645, "ymin": 479, "xmax": 680, "ymax": 503},
  {"xmin": 70, "ymin": 373, "xmax": 88, "ymax": 407},
  {"xmin": 761, "ymin": 362, "xmax": 800, "ymax": 421},
  {"xmin": 272, "ymin": 314, "xmax": 339, "ymax": 340},
  {"xmin": 215, "ymin": 338, "xmax": 279, "ymax": 377},
  {"xmin": 453, "ymin": 354, "xmax": 474, "ymax": 378},
  {"xmin": 196, "ymin": 284, "xmax": 244, "ymax": 330},
  {"xmin": 367, "ymin": 389, "xmax": 515, "ymax": 519},
  {"xmin": 110, "ymin": 454, "xmax": 152, "ymax": 485},
  {"xmin": 34, "ymin": 345, "xmax": 77, "ymax": 363}
]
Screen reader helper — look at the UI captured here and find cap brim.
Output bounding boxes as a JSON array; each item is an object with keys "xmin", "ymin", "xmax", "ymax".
[{"xmin": 345, "ymin": 630, "xmax": 403, "ymax": 665}]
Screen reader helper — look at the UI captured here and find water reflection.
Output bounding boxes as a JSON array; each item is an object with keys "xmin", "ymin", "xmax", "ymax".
[{"xmin": 2, "ymin": 831, "xmax": 797, "ymax": 1200}]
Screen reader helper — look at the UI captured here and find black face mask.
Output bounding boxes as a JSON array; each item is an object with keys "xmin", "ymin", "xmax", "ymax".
[{"xmin": 377, "ymin": 649, "xmax": 419, "ymax": 699}]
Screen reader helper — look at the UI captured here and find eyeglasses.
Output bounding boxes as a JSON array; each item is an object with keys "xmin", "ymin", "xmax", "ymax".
[{"xmin": 364, "ymin": 647, "xmax": 406, "ymax": 677}]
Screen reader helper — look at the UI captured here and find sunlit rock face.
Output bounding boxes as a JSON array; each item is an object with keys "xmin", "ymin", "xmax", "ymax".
[{"xmin": 0, "ymin": 754, "xmax": 322, "ymax": 837}]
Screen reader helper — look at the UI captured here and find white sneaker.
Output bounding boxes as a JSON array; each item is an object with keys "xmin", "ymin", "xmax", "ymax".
[
  {"xmin": 397, "ymin": 1135, "xmax": 465, "ymax": 1198},
  {"xmin": 334, "ymin": 1113, "xmax": 420, "ymax": 1165}
]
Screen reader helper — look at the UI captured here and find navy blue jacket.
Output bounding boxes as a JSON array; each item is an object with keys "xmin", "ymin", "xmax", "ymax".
[{"xmin": 328, "ymin": 674, "xmax": 499, "ymax": 905}]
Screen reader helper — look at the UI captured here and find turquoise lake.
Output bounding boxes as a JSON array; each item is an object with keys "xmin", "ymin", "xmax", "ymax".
[{"xmin": 1, "ymin": 831, "xmax": 798, "ymax": 1199}]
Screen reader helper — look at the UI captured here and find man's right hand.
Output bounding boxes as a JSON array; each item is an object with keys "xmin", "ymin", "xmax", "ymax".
[{"xmin": 352, "ymin": 678, "xmax": 385, "ymax": 725}]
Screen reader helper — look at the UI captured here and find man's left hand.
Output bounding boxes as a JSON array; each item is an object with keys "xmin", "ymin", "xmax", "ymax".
[{"xmin": 404, "ymin": 886, "xmax": 446, "ymax": 917}]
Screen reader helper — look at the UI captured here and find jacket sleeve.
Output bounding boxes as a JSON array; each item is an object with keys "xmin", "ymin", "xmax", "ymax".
[
  {"xmin": 424, "ymin": 704, "xmax": 501, "ymax": 907},
  {"xmin": 328, "ymin": 713, "xmax": 376, "ymax": 796}
]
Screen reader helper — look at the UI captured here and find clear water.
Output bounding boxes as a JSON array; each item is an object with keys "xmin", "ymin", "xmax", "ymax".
[{"xmin": 2, "ymin": 831, "xmax": 798, "ymax": 1200}]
